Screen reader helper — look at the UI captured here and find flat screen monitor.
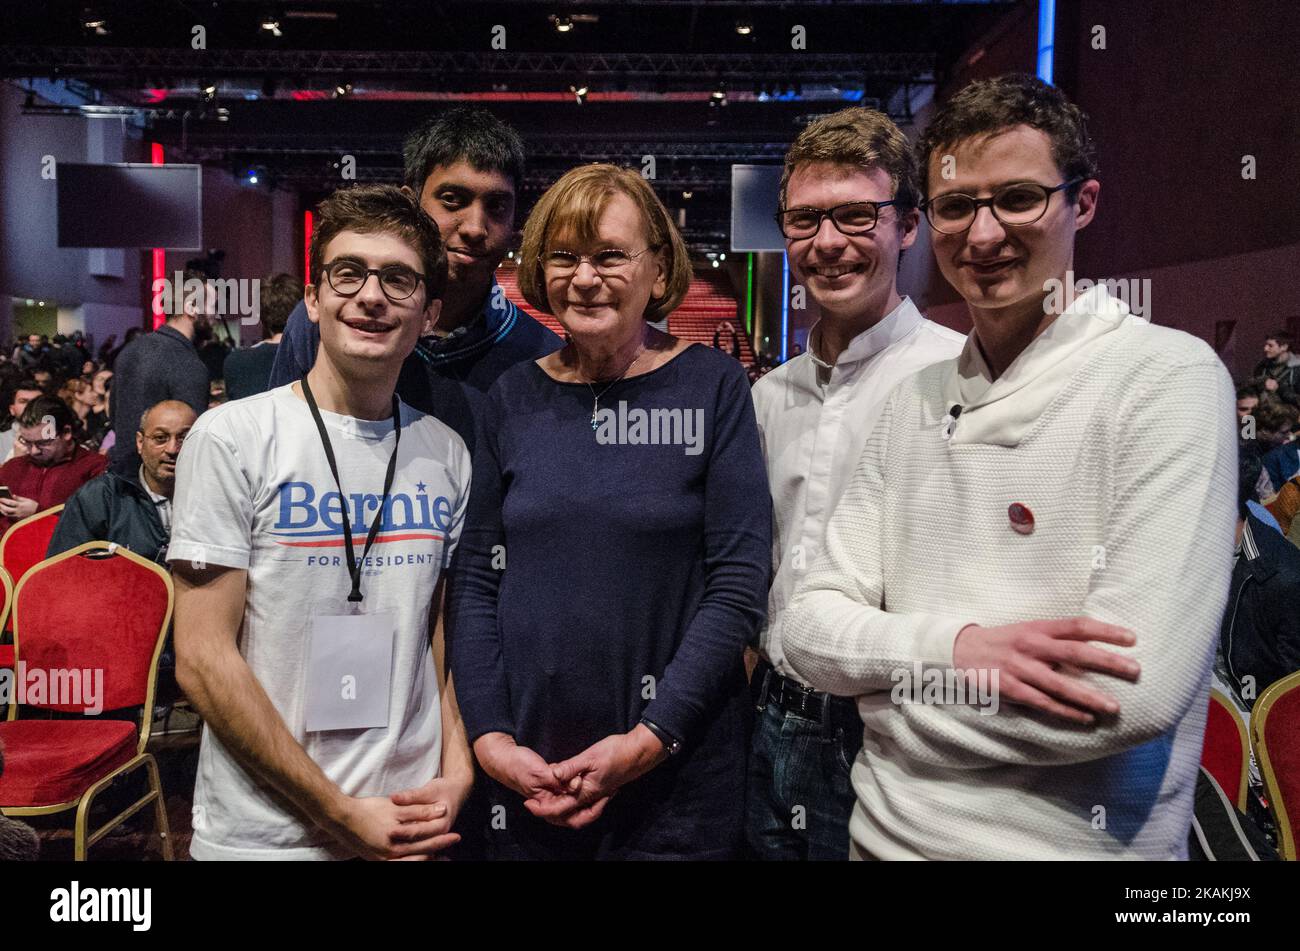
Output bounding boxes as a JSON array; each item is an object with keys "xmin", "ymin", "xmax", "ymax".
[
  {"xmin": 57, "ymin": 163, "xmax": 202, "ymax": 249},
  {"xmin": 730, "ymin": 164, "xmax": 785, "ymax": 252}
]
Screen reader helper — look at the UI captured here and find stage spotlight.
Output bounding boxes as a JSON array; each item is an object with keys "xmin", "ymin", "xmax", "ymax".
[
  {"xmin": 261, "ymin": 16, "xmax": 283, "ymax": 37},
  {"xmin": 552, "ymin": 15, "xmax": 574, "ymax": 33},
  {"xmin": 570, "ymin": 84, "xmax": 588, "ymax": 104},
  {"xmin": 335, "ymin": 82, "xmax": 353, "ymax": 98},
  {"xmin": 735, "ymin": 21, "xmax": 753, "ymax": 36},
  {"xmin": 82, "ymin": 10, "xmax": 110, "ymax": 36},
  {"xmin": 682, "ymin": 190, "xmax": 693, "ymax": 200},
  {"xmin": 201, "ymin": 83, "xmax": 218, "ymax": 102}
]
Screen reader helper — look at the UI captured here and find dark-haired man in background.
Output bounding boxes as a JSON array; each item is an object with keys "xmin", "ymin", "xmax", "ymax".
[
  {"xmin": 224, "ymin": 273, "xmax": 301, "ymax": 401},
  {"xmin": 1252, "ymin": 330, "xmax": 1300, "ymax": 405},
  {"xmin": 270, "ymin": 107, "xmax": 562, "ymax": 450},
  {"xmin": 109, "ymin": 268, "xmax": 210, "ymax": 475}
]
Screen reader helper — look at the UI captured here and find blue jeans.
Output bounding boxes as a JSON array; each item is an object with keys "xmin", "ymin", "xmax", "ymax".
[{"xmin": 745, "ymin": 668, "xmax": 862, "ymax": 861}]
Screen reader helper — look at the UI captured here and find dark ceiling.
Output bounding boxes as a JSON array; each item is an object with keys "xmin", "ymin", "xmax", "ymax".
[{"xmin": 1, "ymin": 0, "xmax": 1018, "ymax": 250}]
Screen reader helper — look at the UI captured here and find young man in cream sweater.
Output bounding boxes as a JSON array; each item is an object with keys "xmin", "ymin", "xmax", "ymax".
[{"xmin": 783, "ymin": 75, "xmax": 1236, "ymax": 859}]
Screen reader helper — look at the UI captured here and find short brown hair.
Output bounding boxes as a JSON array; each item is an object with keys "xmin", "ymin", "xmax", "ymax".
[
  {"xmin": 309, "ymin": 184, "xmax": 447, "ymax": 303},
  {"xmin": 258, "ymin": 273, "xmax": 301, "ymax": 338},
  {"xmin": 517, "ymin": 164, "xmax": 690, "ymax": 324},
  {"xmin": 779, "ymin": 107, "xmax": 919, "ymax": 212},
  {"xmin": 916, "ymin": 74, "xmax": 1098, "ymax": 201}
]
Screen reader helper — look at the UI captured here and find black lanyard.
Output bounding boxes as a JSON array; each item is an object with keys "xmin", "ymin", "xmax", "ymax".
[{"xmin": 300, "ymin": 375, "xmax": 401, "ymax": 603}]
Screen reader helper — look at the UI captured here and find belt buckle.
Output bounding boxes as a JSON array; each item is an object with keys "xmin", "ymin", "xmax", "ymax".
[{"xmin": 790, "ymin": 680, "xmax": 820, "ymax": 720}]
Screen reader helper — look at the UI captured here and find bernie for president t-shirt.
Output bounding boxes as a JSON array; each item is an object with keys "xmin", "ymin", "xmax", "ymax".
[{"xmin": 168, "ymin": 382, "xmax": 469, "ymax": 860}]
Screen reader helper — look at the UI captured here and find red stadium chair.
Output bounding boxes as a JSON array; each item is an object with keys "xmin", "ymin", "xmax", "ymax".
[
  {"xmin": 0, "ymin": 567, "xmax": 12, "ymax": 672},
  {"xmin": 0, "ymin": 504, "xmax": 64, "ymax": 587},
  {"xmin": 0, "ymin": 542, "xmax": 174, "ymax": 860},
  {"xmin": 1252, "ymin": 670, "xmax": 1300, "ymax": 860},
  {"xmin": 1202, "ymin": 690, "xmax": 1250, "ymax": 812}
]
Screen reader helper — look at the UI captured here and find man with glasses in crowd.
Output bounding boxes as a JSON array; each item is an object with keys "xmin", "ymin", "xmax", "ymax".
[
  {"xmin": 783, "ymin": 75, "xmax": 1236, "ymax": 859},
  {"xmin": 747, "ymin": 107, "xmax": 963, "ymax": 860},
  {"xmin": 270, "ymin": 107, "xmax": 561, "ymax": 452},
  {"xmin": 48, "ymin": 399, "xmax": 197, "ymax": 564},
  {"xmin": 0, "ymin": 395, "xmax": 107, "ymax": 533}
]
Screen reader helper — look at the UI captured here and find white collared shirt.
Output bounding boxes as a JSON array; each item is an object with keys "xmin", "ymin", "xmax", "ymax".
[
  {"xmin": 751, "ymin": 296, "xmax": 964, "ymax": 681},
  {"xmin": 139, "ymin": 465, "xmax": 172, "ymax": 532}
]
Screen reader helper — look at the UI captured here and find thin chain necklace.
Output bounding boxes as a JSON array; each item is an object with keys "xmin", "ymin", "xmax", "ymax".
[{"xmin": 584, "ymin": 346, "xmax": 645, "ymax": 430}]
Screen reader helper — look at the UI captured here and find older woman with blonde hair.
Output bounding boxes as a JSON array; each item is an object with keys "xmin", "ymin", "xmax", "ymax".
[{"xmin": 448, "ymin": 163, "xmax": 770, "ymax": 860}]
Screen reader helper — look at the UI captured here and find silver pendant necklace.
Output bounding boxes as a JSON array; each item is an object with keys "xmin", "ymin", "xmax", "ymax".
[{"xmin": 586, "ymin": 347, "xmax": 645, "ymax": 429}]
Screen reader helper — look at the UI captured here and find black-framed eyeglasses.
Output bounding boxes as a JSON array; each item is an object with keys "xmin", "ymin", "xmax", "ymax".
[
  {"xmin": 322, "ymin": 260, "xmax": 425, "ymax": 301},
  {"xmin": 540, "ymin": 247, "xmax": 654, "ymax": 277},
  {"xmin": 774, "ymin": 200, "xmax": 904, "ymax": 240},
  {"xmin": 920, "ymin": 179, "xmax": 1084, "ymax": 235}
]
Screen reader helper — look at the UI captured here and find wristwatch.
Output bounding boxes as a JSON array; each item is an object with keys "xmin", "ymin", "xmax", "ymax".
[{"xmin": 638, "ymin": 717, "xmax": 682, "ymax": 756}]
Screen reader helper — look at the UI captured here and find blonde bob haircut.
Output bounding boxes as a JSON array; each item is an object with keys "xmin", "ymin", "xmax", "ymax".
[{"xmin": 517, "ymin": 163, "xmax": 691, "ymax": 324}]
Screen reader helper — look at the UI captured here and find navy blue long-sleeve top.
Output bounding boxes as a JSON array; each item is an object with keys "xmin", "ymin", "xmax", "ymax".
[{"xmin": 448, "ymin": 342, "xmax": 771, "ymax": 857}]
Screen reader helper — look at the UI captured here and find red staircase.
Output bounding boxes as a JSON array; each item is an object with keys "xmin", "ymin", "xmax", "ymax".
[{"xmin": 495, "ymin": 265, "xmax": 753, "ymax": 366}]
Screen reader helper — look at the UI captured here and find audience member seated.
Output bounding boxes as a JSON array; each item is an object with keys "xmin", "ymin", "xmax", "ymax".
[
  {"xmin": 47, "ymin": 400, "xmax": 195, "ymax": 564},
  {"xmin": 1219, "ymin": 447, "xmax": 1300, "ymax": 708},
  {"xmin": 1263, "ymin": 432, "xmax": 1300, "ymax": 501},
  {"xmin": 1237, "ymin": 382, "xmax": 1262, "ymax": 427},
  {"xmin": 0, "ymin": 379, "xmax": 43, "ymax": 463},
  {"xmin": 223, "ymin": 273, "xmax": 299, "ymax": 401},
  {"xmin": 0, "ymin": 395, "xmax": 108, "ymax": 533},
  {"xmin": 1252, "ymin": 400, "xmax": 1298, "ymax": 498}
]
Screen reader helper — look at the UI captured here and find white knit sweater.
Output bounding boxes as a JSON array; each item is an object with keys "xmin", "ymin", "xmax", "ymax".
[{"xmin": 783, "ymin": 287, "xmax": 1237, "ymax": 859}]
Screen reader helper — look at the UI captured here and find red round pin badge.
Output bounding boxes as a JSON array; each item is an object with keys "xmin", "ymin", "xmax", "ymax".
[{"xmin": 1008, "ymin": 503, "xmax": 1034, "ymax": 535}]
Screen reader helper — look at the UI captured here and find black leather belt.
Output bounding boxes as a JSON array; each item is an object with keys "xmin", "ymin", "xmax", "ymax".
[{"xmin": 757, "ymin": 663, "xmax": 857, "ymax": 724}]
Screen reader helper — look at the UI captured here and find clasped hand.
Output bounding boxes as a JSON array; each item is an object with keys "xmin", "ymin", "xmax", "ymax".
[{"xmin": 474, "ymin": 728, "xmax": 668, "ymax": 830}]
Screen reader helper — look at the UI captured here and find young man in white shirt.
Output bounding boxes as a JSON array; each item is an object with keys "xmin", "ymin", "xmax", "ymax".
[
  {"xmin": 783, "ymin": 75, "xmax": 1236, "ymax": 859},
  {"xmin": 746, "ymin": 108, "xmax": 964, "ymax": 860},
  {"xmin": 171, "ymin": 185, "xmax": 474, "ymax": 860}
]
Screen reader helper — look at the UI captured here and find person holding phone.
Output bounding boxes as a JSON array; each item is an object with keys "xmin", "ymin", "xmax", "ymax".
[{"xmin": 0, "ymin": 395, "xmax": 107, "ymax": 532}]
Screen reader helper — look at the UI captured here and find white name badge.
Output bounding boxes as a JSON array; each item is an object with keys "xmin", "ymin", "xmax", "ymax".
[{"xmin": 304, "ymin": 613, "xmax": 396, "ymax": 733}]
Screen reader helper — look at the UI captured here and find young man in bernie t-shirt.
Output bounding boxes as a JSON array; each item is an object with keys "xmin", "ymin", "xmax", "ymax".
[{"xmin": 170, "ymin": 185, "xmax": 474, "ymax": 860}]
